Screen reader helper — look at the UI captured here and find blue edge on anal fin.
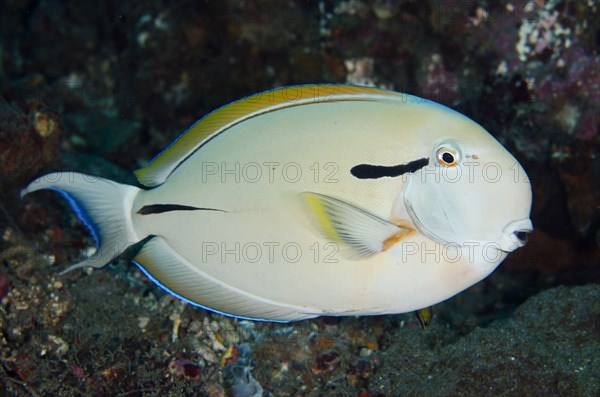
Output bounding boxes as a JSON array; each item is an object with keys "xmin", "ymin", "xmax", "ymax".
[{"xmin": 133, "ymin": 261, "xmax": 290, "ymax": 323}]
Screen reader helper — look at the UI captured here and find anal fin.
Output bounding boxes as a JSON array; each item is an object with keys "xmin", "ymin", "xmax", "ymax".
[{"xmin": 133, "ymin": 237, "xmax": 316, "ymax": 322}]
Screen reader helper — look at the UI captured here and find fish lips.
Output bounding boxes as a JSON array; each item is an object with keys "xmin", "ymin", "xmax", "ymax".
[{"xmin": 498, "ymin": 218, "xmax": 533, "ymax": 252}]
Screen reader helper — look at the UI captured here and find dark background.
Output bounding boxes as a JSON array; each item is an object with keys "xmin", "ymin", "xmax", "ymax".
[{"xmin": 0, "ymin": 1, "xmax": 598, "ymax": 396}]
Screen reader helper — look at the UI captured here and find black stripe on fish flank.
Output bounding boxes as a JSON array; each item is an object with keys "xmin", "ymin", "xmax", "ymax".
[
  {"xmin": 350, "ymin": 157, "xmax": 429, "ymax": 179},
  {"xmin": 137, "ymin": 204, "xmax": 227, "ymax": 215}
]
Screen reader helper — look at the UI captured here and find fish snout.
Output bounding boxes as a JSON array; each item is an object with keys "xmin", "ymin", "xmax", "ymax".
[{"xmin": 499, "ymin": 219, "xmax": 533, "ymax": 252}]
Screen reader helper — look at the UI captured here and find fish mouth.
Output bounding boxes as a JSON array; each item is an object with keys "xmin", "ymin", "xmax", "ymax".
[{"xmin": 499, "ymin": 219, "xmax": 533, "ymax": 252}]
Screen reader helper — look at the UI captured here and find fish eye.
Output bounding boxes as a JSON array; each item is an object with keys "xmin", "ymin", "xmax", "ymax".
[{"xmin": 436, "ymin": 147, "xmax": 459, "ymax": 167}]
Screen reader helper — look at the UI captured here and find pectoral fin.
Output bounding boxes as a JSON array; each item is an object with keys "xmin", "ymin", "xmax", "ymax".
[{"xmin": 301, "ymin": 192, "xmax": 409, "ymax": 257}]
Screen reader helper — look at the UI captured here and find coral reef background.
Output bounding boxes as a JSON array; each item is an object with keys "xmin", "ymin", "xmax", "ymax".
[{"xmin": 0, "ymin": 1, "xmax": 598, "ymax": 396}]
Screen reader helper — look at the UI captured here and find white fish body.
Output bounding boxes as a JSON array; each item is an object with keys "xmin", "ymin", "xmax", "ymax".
[{"xmin": 22, "ymin": 85, "xmax": 532, "ymax": 321}]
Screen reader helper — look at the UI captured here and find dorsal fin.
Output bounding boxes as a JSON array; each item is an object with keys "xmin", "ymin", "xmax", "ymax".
[{"xmin": 134, "ymin": 84, "xmax": 405, "ymax": 187}]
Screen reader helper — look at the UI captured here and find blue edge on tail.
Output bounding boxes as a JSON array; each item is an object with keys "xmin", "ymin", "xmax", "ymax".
[
  {"xmin": 49, "ymin": 187, "xmax": 100, "ymax": 247},
  {"xmin": 50, "ymin": 187, "xmax": 288, "ymax": 323}
]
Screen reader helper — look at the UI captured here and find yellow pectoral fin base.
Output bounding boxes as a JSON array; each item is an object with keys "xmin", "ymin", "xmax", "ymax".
[
  {"xmin": 301, "ymin": 192, "xmax": 408, "ymax": 258},
  {"xmin": 302, "ymin": 192, "xmax": 342, "ymax": 242}
]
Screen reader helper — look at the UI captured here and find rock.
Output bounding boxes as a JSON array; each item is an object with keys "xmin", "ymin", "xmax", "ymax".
[
  {"xmin": 0, "ymin": 99, "xmax": 61, "ymax": 191},
  {"xmin": 369, "ymin": 285, "xmax": 600, "ymax": 396}
]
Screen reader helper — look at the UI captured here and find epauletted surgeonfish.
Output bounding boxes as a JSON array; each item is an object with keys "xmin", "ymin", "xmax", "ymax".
[{"xmin": 22, "ymin": 84, "xmax": 533, "ymax": 322}]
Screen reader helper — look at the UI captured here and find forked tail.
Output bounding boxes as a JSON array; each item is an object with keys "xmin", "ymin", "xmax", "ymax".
[{"xmin": 21, "ymin": 172, "xmax": 141, "ymax": 273}]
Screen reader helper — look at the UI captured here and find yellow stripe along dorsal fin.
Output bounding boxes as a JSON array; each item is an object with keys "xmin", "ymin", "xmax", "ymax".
[{"xmin": 134, "ymin": 84, "xmax": 404, "ymax": 187}]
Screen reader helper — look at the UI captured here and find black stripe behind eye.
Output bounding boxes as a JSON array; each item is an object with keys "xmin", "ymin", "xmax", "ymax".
[
  {"xmin": 351, "ymin": 157, "xmax": 429, "ymax": 179},
  {"xmin": 137, "ymin": 204, "xmax": 227, "ymax": 215}
]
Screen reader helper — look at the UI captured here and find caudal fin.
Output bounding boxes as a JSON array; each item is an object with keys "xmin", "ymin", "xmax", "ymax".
[{"xmin": 21, "ymin": 172, "xmax": 141, "ymax": 274}]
